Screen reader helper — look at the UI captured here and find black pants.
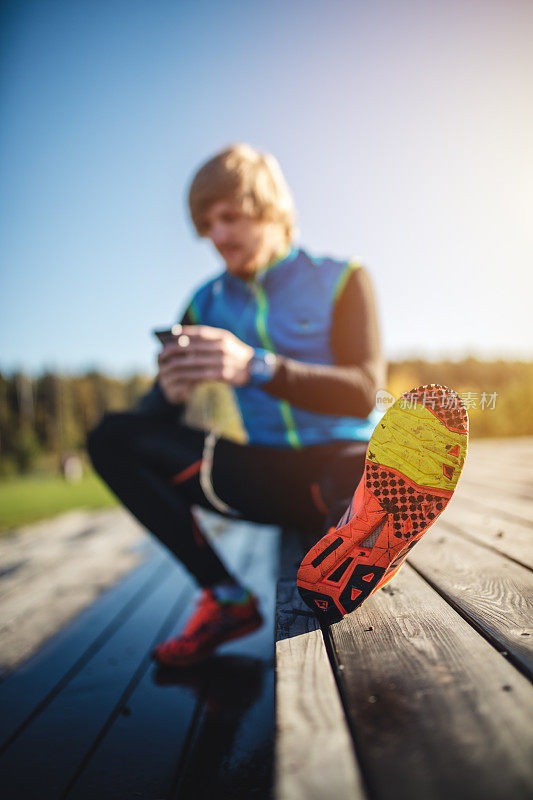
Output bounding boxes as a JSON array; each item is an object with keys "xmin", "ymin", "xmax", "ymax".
[{"xmin": 86, "ymin": 412, "xmax": 368, "ymax": 587}]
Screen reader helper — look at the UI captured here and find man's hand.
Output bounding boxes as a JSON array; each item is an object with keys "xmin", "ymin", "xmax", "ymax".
[
  {"xmin": 157, "ymin": 325, "xmax": 254, "ymax": 404},
  {"xmin": 157, "ymin": 343, "xmax": 194, "ymax": 404}
]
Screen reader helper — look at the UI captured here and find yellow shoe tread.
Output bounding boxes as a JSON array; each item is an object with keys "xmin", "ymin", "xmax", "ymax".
[{"xmin": 369, "ymin": 404, "xmax": 467, "ymax": 491}]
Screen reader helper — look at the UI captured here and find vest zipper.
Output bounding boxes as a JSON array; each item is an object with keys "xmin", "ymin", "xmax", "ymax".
[{"xmin": 249, "ymin": 281, "xmax": 302, "ymax": 450}]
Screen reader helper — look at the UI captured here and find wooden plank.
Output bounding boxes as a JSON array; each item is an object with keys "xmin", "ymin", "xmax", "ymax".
[
  {"xmin": 277, "ymin": 526, "xmax": 309, "ymax": 582},
  {"xmin": 466, "ymin": 447, "xmax": 533, "ymax": 467},
  {"xmin": 462, "ymin": 470, "xmax": 533, "ymax": 498},
  {"xmin": 438, "ymin": 501, "xmax": 533, "ymax": 569},
  {"xmin": 462, "ymin": 447, "xmax": 533, "ymax": 496},
  {"xmin": 275, "ymin": 530, "xmax": 366, "ymax": 800},
  {"xmin": 453, "ymin": 483, "xmax": 533, "ymax": 527},
  {"xmin": 172, "ymin": 657, "xmax": 275, "ymax": 800},
  {"xmin": 63, "ymin": 588, "xmax": 199, "ymax": 800},
  {"xmin": 173, "ymin": 526, "xmax": 280, "ymax": 800},
  {"xmin": 460, "ymin": 440, "xmax": 533, "ymax": 509},
  {"xmin": 0, "ymin": 551, "xmax": 165, "ymax": 751},
  {"xmin": 407, "ymin": 525, "xmax": 533, "ymax": 677},
  {"xmin": 327, "ymin": 564, "xmax": 533, "ymax": 800},
  {"xmin": 0, "ymin": 559, "xmax": 186, "ymax": 800},
  {"xmin": 463, "ymin": 440, "xmax": 533, "ymax": 472},
  {"xmin": 0, "ymin": 509, "xmax": 147, "ymax": 675},
  {"xmin": 63, "ymin": 522, "xmax": 278, "ymax": 800},
  {"xmin": 461, "ymin": 475, "xmax": 533, "ymax": 502},
  {"xmin": 466, "ymin": 438, "xmax": 533, "ymax": 463},
  {"xmin": 462, "ymin": 451, "xmax": 533, "ymax": 477}
]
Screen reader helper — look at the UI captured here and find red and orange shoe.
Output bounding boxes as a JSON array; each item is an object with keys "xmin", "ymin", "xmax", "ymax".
[
  {"xmin": 297, "ymin": 384, "xmax": 469, "ymax": 624},
  {"xmin": 152, "ymin": 588, "xmax": 263, "ymax": 667}
]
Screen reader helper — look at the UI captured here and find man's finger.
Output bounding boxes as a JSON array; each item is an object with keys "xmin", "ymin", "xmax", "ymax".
[
  {"xmin": 159, "ymin": 353, "xmax": 221, "ymax": 373},
  {"xmin": 158, "ymin": 338, "xmax": 193, "ymax": 364},
  {"xmin": 180, "ymin": 325, "xmax": 224, "ymax": 340},
  {"xmin": 164, "ymin": 366, "xmax": 222, "ymax": 382},
  {"xmin": 159, "ymin": 351, "xmax": 221, "ymax": 372},
  {"xmin": 168, "ymin": 354, "xmax": 222, "ymax": 369},
  {"xmin": 158, "ymin": 338, "xmax": 221, "ymax": 362}
]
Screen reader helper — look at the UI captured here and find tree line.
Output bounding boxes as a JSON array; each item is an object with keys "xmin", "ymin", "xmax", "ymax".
[
  {"xmin": 0, "ymin": 371, "xmax": 151, "ymax": 476},
  {"xmin": 1, "ymin": 358, "xmax": 531, "ymax": 476}
]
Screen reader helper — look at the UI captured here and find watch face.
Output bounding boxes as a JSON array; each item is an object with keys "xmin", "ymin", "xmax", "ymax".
[
  {"xmin": 251, "ymin": 356, "xmax": 268, "ymax": 376},
  {"xmin": 250, "ymin": 352, "xmax": 276, "ymax": 382}
]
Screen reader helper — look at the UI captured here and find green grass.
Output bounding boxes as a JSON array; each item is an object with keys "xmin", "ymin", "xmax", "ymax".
[{"xmin": 0, "ymin": 471, "xmax": 118, "ymax": 532}]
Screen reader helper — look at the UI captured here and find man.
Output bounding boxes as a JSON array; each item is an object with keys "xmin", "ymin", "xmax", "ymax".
[{"xmin": 87, "ymin": 142, "xmax": 388, "ymax": 666}]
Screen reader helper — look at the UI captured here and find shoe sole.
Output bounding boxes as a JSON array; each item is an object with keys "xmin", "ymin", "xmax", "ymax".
[
  {"xmin": 152, "ymin": 614, "xmax": 264, "ymax": 668},
  {"xmin": 297, "ymin": 384, "xmax": 469, "ymax": 624}
]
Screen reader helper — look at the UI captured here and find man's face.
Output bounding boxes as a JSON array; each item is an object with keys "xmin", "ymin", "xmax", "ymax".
[{"xmin": 200, "ymin": 199, "xmax": 281, "ymax": 279}]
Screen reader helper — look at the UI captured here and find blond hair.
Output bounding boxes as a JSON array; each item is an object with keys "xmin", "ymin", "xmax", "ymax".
[{"xmin": 188, "ymin": 143, "xmax": 296, "ymax": 245}]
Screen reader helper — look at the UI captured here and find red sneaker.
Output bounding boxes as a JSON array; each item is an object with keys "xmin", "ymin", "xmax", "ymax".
[
  {"xmin": 152, "ymin": 588, "xmax": 263, "ymax": 667},
  {"xmin": 297, "ymin": 384, "xmax": 469, "ymax": 624}
]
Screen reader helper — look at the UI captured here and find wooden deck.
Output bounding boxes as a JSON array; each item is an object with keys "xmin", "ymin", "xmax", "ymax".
[
  {"xmin": 0, "ymin": 438, "xmax": 531, "ymax": 799},
  {"xmin": 0, "ymin": 520, "xmax": 280, "ymax": 799},
  {"xmin": 276, "ymin": 437, "xmax": 533, "ymax": 800}
]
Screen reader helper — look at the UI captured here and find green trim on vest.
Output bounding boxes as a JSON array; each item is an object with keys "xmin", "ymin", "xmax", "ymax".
[
  {"xmin": 251, "ymin": 244, "xmax": 294, "ymax": 281},
  {"xmin": 333, "ymin": 259, "xmax": 362, "ymax": 304},
  {"xmin": 250, "ymin": 282, "xmax": 303, "ymax": 450},
  {"xmin": 188, "ymin": 300, "xmax": 200, "ymax": 323}
]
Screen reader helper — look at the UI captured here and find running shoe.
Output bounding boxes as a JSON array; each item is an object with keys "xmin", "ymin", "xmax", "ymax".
[
  {"xmin": 297, "ymin": 384, "xmax": 468, "ymax": 624},
  {"xmin": 152, "ymin": 588, "xmax": 263, "ymax": 667}
]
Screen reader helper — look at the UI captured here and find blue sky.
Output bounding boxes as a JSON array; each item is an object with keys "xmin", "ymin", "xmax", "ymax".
[{"xmin": 1, "ymin": 0, "xmax": 532, "ymax": 377}]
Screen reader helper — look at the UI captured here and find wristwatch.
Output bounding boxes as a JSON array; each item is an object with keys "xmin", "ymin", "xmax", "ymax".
[{"xmin": 248, "ymin": 349, "xmax": 278, "ymax": 385}]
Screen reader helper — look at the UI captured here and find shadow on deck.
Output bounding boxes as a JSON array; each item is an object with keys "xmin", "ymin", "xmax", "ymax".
[{"xmin": 0, "ymin": 523, "xmax": 279, "ymax": 799}]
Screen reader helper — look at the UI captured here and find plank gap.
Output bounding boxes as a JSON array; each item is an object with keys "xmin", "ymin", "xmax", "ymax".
[
  {"xmin": 60, "ymin": 583, "xmax": 191, "ymax": 799},
  {"xmin": 320, "ymin": 620, "xmax": 373, "ymax": 800},
  {"xmin": 0, "ymin": 557, "xmax": 170, "ymax": 757}
]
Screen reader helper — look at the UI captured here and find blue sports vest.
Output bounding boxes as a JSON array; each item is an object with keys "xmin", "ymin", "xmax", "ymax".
[{"xmin": 186, "ymin": 246, "xmax": 381, "ymax": 448}]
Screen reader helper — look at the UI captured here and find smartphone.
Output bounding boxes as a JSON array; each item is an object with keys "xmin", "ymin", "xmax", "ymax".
[{"xmin": 152, "ymin": 324, "xmax": 183, "ymax": 346}]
